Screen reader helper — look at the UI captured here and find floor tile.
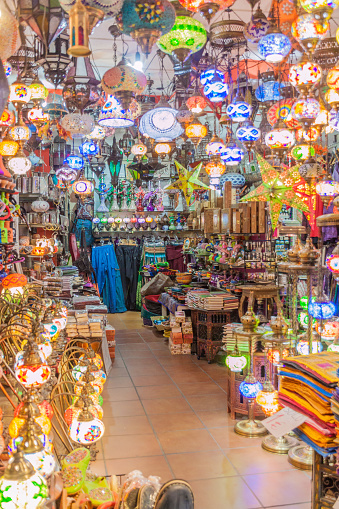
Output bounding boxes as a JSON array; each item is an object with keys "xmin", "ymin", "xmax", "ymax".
[
  {"xmin": 189, "ymin": 477, "xmax": 262, "ymax": 509},
  {"xmin": 107, "ymin": 367, "xmax": 129, "ymax": 377},
  {"xmin": 102, "ymin": 400, "xmax": 145, "ymax": 417},
  {"xmin": 179, "ymin": 382, "xmax": 227, "ymax": 397},
  {"xmin": 132, "ymin": 374, "xmax": 173, "ymax": 386},
  {"xmin": 103, "ymin": 387, "xmax": 139, "ymax": 402},
  {"xmin": 157, "ymin": 428, "xmax": 219, "ymax": 454},
  {"xmin": 137, "ymin": 385, "xmax": 183, "ymax": 400},
  {"xmin": 210, "ymin": 427, "xmax": 265, "ymax": 449},
  {"xmin": 128, "ymin": 366, "xmax": 167, "ymax": 377},
  {"xmin": 89, "ymin": 459, "xmax": 107, "ymax": 476},
  {"xmin": 116, "ymin": 337, "xmax": 145, "ymax": 344},
  {"xmin": 105, "ymin": 456, "xmax": 173, "ymax": 482},
  {"xmin": 243, "ymin": 470, "xmax": 311, "ymax": 507},
  {"xmin": 100, "ymin": 434, "xmax": 163, "ymax": 459},
  {"xmin": 225, "ymin": 446, "xmax": 294, "ymax": 475},
  {"xmin": 104, "ymin": 416, "xmax": 154, "ymax": 436},
  {"xmin": 170, "ymin": 372, "xmax": 214, "ymax": 385},
  {"xmin": 186, "ymin": 394, "xmax": 227, "ymax": 412},
  {"xmin": 265, "ymin": 505, "xmax": 311, "ymax": 509},
  {"xmin": 167, "ymin": 450, "xmax": 237, "ymax": 480},
  {"xmin": 105, "ymin": 376, "xmax": 133, "ymax": 388},
  {"xmin": 142, "ymin": 397, "xmax": 192, "ymax": 415},
  {"xmin": 196, "ymin": 410, "xmax": 235, "ymax": 428},
  {"xmin": 148, "ymin": 412, "xmax": 204, "ymax": 434}
]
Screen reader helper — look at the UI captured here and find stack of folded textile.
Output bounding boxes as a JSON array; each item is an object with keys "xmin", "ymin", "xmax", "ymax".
[{"xmin": 279, "ymin": 351, "xmax": 339, "ymax": 455}]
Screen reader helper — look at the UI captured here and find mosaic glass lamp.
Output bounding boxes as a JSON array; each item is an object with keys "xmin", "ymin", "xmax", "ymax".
[
  {"xmin": 177, "ymin": 0, "xmax": 236, "ymax": 20},
  {"xmin": 289, "ymin": 60, "xmax": 322, "ymax": 94},
  {"xmin": 79, "ymin": 140, "xmax": 99, "ymax": 157},
  {"xmin": 139, "ymin": 98, "xmax": 183, "ymax": 141},
  {"xmin": 292, "ymin": 13, "xmax": 329, "ymax": 53},
  {"xmin": 255, "ymin": 81, "xmax": 285, "ymax": 102},
  {"xmin": 98, "ymin": 96, "xmax": 140, "ymax": 128},
  {"xmin": 157, "ymin": 16, "xmax": 207, "ymax": 63},
  {"xmin": 225, "ymin": 349, "xmax": 247, "ymax": 372},
  {"xmin": 226, "ymin": 99, "xmax": 252, "ymax": 122},
  {"xmin": 258, "ymin": 30, "xmax": 291, "ymax": 63},
  {"xmin": 220, "ymin": 142, "xmax": 244, "ymax": 166},
  {"xmin": 309, "ymin": 301, "xmax": 336, "ymax": 319},
  {"xmin": 64, "ymin": 154, "xmax": 84, "ymax": 170}
]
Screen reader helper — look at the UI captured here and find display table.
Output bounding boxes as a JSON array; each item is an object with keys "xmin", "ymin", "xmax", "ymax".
[
  {"xmin": 190, "ymin": 308, "xmax": 232, "ymax": 363},
  {"xmin": 238, "ymin": 284, "xmax": 281, "ymax": 319}
]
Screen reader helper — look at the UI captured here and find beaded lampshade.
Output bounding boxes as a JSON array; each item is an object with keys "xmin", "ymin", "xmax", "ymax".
[{"xmin": 157, "ymin": 16, "xmax": 207, "ymax": 63}]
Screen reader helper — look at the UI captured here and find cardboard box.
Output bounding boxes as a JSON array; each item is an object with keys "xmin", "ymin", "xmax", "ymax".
[{"xmin": 170, "ymin": 332, "xmax": 183, "ymax": 344}]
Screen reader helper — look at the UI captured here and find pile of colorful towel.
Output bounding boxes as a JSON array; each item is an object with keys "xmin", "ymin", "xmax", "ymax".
[{"xmin": 279, "ymin": 351, "xmax": 339, "ymax": 456}]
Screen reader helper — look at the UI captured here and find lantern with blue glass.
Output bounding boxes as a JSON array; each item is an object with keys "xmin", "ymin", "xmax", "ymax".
[
  {"xmin": 205, "ymin": 135, "xmax": 225, "ymax": 156},
  {"xmin": 200, "ymin": 68, "xmax": 224, "ymax": 86},
  {"xmin": 255, "ymin": 81, "xmax": 285, "ymax": 102},
  {"xmin": 236, "ymin": 123, "xmax": 260, "ymax": 149},
  {"xmin": 309, "ymin": 300, "xmax": 336, "ymax": 319},
  {"xmin": 220, "ymin": 172, "xmax": 246, "ymax": 188},
  {"xmin": 203, "ymin": 73, "xmax": 229, "ymax": 103},
  {"xmin": 226, "ymin": 98, "xmax": 252, "ymax": 122},
  {"xmin": 220, "ymin": 142, "xmax": 245, "ymax": 166},
  {"xmin": 79, "ymin": 140, "xmax": 99, "ymax": 157},
  {"xmin": 64, "ymin": 154, "xmax": 84, "ymax": 170},
  {"xmin": 258, "ymin": 27, "xmax": 291, "ymax": 63}
]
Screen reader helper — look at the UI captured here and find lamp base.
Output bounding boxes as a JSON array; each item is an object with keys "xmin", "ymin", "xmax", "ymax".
[
  {"xmin": 234, "ymin": 419, "xmax": 268, "ymax": 437},
  {"xmin": 288, "ymin": 443, "xmax": 313, "ymax": 470},
  {"xmin": 262, "ymin": 434, "xmax": 299, "ymax": 454}
]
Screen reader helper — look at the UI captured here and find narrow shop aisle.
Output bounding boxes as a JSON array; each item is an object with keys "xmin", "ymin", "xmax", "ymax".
[{"xmin": 94, "ymin": 312, "xmax": 311, "ymax": 509}]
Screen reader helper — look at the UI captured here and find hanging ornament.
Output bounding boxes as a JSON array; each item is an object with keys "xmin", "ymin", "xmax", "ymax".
[
  {"xmin": 157, "ymin": 16, "xmax": 207, "ymax": 63},
  {"xmin": 139, "ymin": 97, "xmax": 183, "ymax": 141},
  {"xmin": 258, "ymin": 27, "xmax": 291, "ymax": 63},
  {"xmin": 244, "ymin": 7, "xmax": 270, "ymax": 43},
  {"xmin": 291, "ymin": 13, "xmax": 329, "ymax": 53},
  {"xmin": 289, "ymin": 59, "xmax": 322, "ymax": 94},
  {"xmin": 164, "ymin": 160, "xmax": 210, "ymax": 205},
  {"xmin": 61, "ymin": 113, "xmax": 94, "ymax": 139},
  {"xmin": 226, "ymin": 98, "xmax": 252, "ymax": 122}
]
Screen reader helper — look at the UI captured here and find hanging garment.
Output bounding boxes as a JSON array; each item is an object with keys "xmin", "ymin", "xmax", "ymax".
[
  {"xmin": 166, "ymin": 245, "xmax": 186, "ymax": 272},
  {"xmin": 92, "ymin": 245, "xmax": 127, "ymax": 313},
  {"xmin": 115, "ymin": 245, "xmax": 142, "ymax": 311}
]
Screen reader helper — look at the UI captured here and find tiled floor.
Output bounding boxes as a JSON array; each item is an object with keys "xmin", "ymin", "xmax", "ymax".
[{"xmin": 93, "ymin": 311, "xmax": 311, "ymax": 509}]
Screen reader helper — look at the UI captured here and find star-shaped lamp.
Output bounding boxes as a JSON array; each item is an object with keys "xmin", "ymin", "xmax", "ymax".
[
  {"xmin": 241, "ymin": 153, "xmax": 309, "ymax": 230},
  {"xmin": 164, "ymin": 160, "xmax": 211, "ymax": 206}
]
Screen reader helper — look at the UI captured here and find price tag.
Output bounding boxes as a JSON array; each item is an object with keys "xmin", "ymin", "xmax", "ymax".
[
  {"xmin": 333, "ymin": 498, "xmax": 339, "ymax": 509},
  {"xmin": 262, "ymin": 407, "xmax": 306, "ymax": 438}
]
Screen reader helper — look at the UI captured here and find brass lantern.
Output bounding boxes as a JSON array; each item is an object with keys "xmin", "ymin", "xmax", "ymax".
[{"xmin": 68, "ymin": 0, "xmax": 91, "ymax": 57}]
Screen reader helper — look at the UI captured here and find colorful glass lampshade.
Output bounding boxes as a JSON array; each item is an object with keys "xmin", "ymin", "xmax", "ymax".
[
  {"xmin": 220, "ymin": 143, "xmax": 244, "ymax": 166},
  {"xmin": 69, "ymin": 409, "xmax": 105, "ymax": 445},
  {"xmin": 15, "ymin": 345, "xmax": 51, "ymax": 388},
  {"xmin": 98, "ymin": 96, "xmax": 140, "ymax": 128},
  {"xmin": 239, "ymin": 377, "xmax": 262, "ymax": 398},
  {"xmin": 56, "ymin": 166, "xmax": 78, "ymax": 183},
  {"xmin": 9, "ymin": 81, "xmax": 31, "ymax": 106},
  {"xmin": 0, "ymin": 452, "xmax": 48, "ymax": 509},
  {"xmin": 244, "ymin": 7, "xmax": 270, "ymax": 43},
  {"xmin": 3, "ymin": 61, "xmax": 11, "ymax": 77},
  {"xmin": 291, "ymin": 97, "xmax": 320, "ymax": 127},
  {"xmin": 27, "ymin": 108, "xmax": 50, "ymax": 127},
  {"xmin": 120, "ymin": 0, "xmax": 176, "ymax": 56},
  {"xmin": 185, "ymin": 120, "xmax": 207, "ymax": 145},
  {"xmin": 326, "ymin": 253, "xmax": 339, "ymax": 273},
  {"xmin": 315, "ymin": 319, "xmax": 339, "ymax": 338},
  {"xmin": 255, "ymin": 81, "xmax": 285, "ymax": 102},
  {"xmin": 296, "ymin": 339, "xmax": 322, "ymax": 355},
  {"xmin": 267, "ymin": 348, "xmax": 288, "ymax": 364},
  {"xmin": 7, "ymin": 150, "xmax": 32, "ymax": 175},
  {"xmin": 101, "ymin": 59, "xmax": 147, "ymax": 111},
  {"xmin": 9, "ymin": 124, "xmax": 31, "ymax": 142},
  {"xmin": 290, "ymin": 144, "xmax": 315, "ymax": 161},
  {"xmin": 316, "ymin": 179, "xmax": 339, "ymax": 206},
  {"xmin": 64, "ymin": 401, "xmax": 103, "ymax": 425},
  {"xmin": 309, "ymin": 301, "xmax": 336, "ymax": 319},
  {"xmin": 300, "ymin": 295, "xmax": 316, "ymax": 309},
  {"xmin": 186, "ymin": 94, "xmax": 207, "ymax": 113},
  {"xmin": 205, "ymin": 135, "xmax": 225, "ymax": 156},
  {"xmin": 203, "ymin": 73, "xmax": 229, "ymax": 103},
  {"xmin": 327, "ymin": 64, "xmax": 339, "ymax": 91},
  {"xmin": 64, "ymin": 154, "xmax": 84, "ymax": 170},
  {"xmin": 205, "ymin": 158, "xmax": 226, "ymax": 178},
  {"xmin": 1, "ymin": 273, "xmax": 27, "ymax": 295},
  {"xmin": 87, "ymin": 125, "xmax": 106, "ymax": 140},
  {"xmin": 328, "ymin": 108, "xmax": 339, "ymax": 131},
  {"xmin": 177, "ymin": 0, "xmax": 236, "ymax": 20},
  {"xmin": 176, "ymin": 105, "xmax": 194, "ymax": 127},
  {"xmin": 72, "ymin": 179, "xmax": 94, "ymax": 196},
  {"xmin": 157, "ymin": 16, "xmax": 207, "ymax": 63},
  {"xmin": 256, "ymin": 382, "xmax": 279, "ymax": 416},
  {"xmin": 296, "ymin": 127, "xmax": 319, "ymax": 143},
  {"xmin": 258, "ymin": 31, "xmax": 291, "ymax": 63},
  {"xmin": 220, "ymin": 172, "xmax": 246, "ymax": 188},
  {"xmin": 79, "ymin": 140, "xmax": 99, "ymax": 157},
  {"xmin": 154, "ymin": 142, "xmax": 171, "ymax": 158},
  {"xmin": 291, "ymin": 13, "xmax": 329, "ymax": 53},
  {"xmin": 0, "ymin": 108, "xmax": 15, "ymax": 127},
  {"xmin": 61, "ymin": 113, "xmax": 95, "ymax": 139},
  {"xmin": 131, "ymin": 143, "xmax": 147, "ymax": 157},
  {"xmin": 139, "ymin": 98, "xmax": 183, "ymax": 141},
  {"xmin": 28, "ymin": 80, "xmax": 49, "ymax": 103},
  {"xmin": 265, "ymin": 127, "xmax": 295, "ymax": 152},
  {"xmin": 300, "ymin": 0, "xmax": 339, "ymax": 17},
  {"xmin": 225, "ymin": 350, "xmax": 247, "ymax": 372},
  {"xmin": 289, "ymin": 60, "xmax": 322, "ymax": 93},
  {"xmin": 236, "ymin": 124, "xmax": 261, "ymax": 148},
  {"xmin": 0, "ymin": 138, "xmax": 19, "ymax": 157},
  {"xmin": 226, "ymin": 99, "xmax": 252, "ymax": 122},
  {"xmin": 313, "ymin": 108, "xmax": 329, "ymax": 129}
]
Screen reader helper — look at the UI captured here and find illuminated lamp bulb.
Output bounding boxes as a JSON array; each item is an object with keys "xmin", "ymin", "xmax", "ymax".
[
  {"xmin": 325, "ymin": 89, "xmax": 339, "ymax": 109},
  {"xmin": 226, "ymin": 98, "xmax": 252, "ymax": 122},
  {"xmin": 131, "ymin": 143, "xmax": 147, "ymax": 158},
  {"xmin": 265, "ymin": 127, "xmax": 295, "ymax": 154},
  {"xmin": 1, "ymin": 274, "xmax": 27, "ymax": 296},
  {"xmin": 0, "ymin": 451, "xmax": 49, "ymax": 508},
  {"xmin": 205, "ymin": 135, "xmax": 225, "ymax": 156},
  {"xmin": 9, "ymin": 81, "xmax": 31, "ymax": 108},
  {"xmin": 292, "ymin": 97, "xmax": 320, "ymax": 127},
  {"xmin": 290, "ymin": 144, "xmax": 315, "ymax": 161},
  {"xmin": 14, "ymin": 343, "xmax": 51, "ymax": 388},
  {"xmin": 309, "ymin": 300, "xmax": 336, "ymax": 319},
  {"xmin": 220, "ymin": 142, "xmax": 244, "ymax": 166},
  {"xmin": 256, "ymin": 381, "xmax": 279, "ymax": 416},
  {"xmin": 154, "ymin": 142, "xmax": 171, "ymax": 158},
  {"xmin": 64, "ymin": 154, "xmax": 84, "ymax": 170},
  {"xmin": 69, "ymin": 407, "xmax": 105, "ymax": 445},
  {"xmin": 315, "ymin": 178, "xmax": 339, "ymax": 207},
  {"xmin": 3, "ymin": 61, "xmax": 12, "ymax": 77},
  {"xmin": 130, "ymin": 214, "xmax": 138, "ymax": 224},
  {"xmin": 7, "ymin": 149, "xmax": 32, "ymax": 175},
  {"xmin": 258, "ymin": 29, "xmax": 291, "ymax": 63},
  {"xmin": 315, "ymin": 319, "xmax": 339, "ymax": 338},
  {"xmin": 225, "ymin": 349, "xmax": 247, "ymax": 372},
  {"xmin": 29, "ymin": 80, "xmax": 48, "ymax": 104},
  {"xmin": 186, "ymin": 94, "xmax": 207, "ymax": 113},
  {"xmin": 296, "ymin": 127, "xmax": 319, "ymax": 142},
  {"xmin": 239, "ymin": 375, "xmax": 262, "ymax": 398},
  {"xmin": 289, "ymin": 60, "xmax": 322, "ymax": 93},
  {"xmin": 72, "ymin": 179, "xmax": 94, "ymax": 196},
  {"xmin": 205, "ymin": 158, "xmax": 226, "ymax": 178},
  {"xmin": 0, "ymin": 137, "xmax": 19, "ymax": 157},
  {"xmin": 266, "ymin": 348, "xmax": 288, "ymax": 364},
  {"xmin": 185, "ymin": 120, "xmax": 207, "ymax": 145},
  {"xmin": 292, "ymin": 13, "xmax": 329, "ymax": 53},
  {"xmin": 300, "ymin": 0, "xmax": 339, "ymax": 18},
  {"xmin": 20, "ymin": 421, "xmax": 55, "ymax": 477},
  {"xmin": 145, "ymin": 215, "xmax": 153, "ymax": 224},
  {"xmin": 176, "ymin": 105, "xmax": 194, "ymax": 127},
  {"xmin": 37, "ymin": 339, "xmax": 53, "ymax": 360},
  {"xmin": 296, "ymin": 338, "xmax": 323, "ymax": 355}
]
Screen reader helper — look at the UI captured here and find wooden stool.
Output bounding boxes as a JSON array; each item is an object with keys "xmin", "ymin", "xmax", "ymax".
[
  {"xmin": 239, "ymin": 284, "xmax": 281, "ymax": 321},
  {"xmin": 191, "ymin": 309, "xmax": 233, "ymax": 363}
]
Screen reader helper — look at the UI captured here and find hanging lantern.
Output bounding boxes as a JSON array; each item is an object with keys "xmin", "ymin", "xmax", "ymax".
[
  {"xmin": 131, "ymin": 143, "xmax": 147, "ymax": 158},
  {"xmin": 102, "ymin": 58, "xmax": 146, "ymax": 111},
  {"xmin": 15, "ymin": 344, "xmax": 51, "ymax": 388},
  {"xmin": 244, "ymin": 7, "xmax": 270, "ymax": 43},
  {"xmin": 7, "ymin": 150, "xmax": 32, "ymax": 175},
  {"xmin": 120, "ymin": 0, "xmax": 176, "ymax": 56},
  {"xmin": 0, "ymin": 109, "xmax": 15, "ymax": 127},
  {"xmin": 79, "ymin": 140, "xmax": 99, "ymax": 157},
  {"xmin": 62, "ymin": 57, "xmax": 101, "ymax": 114},
  {"xmin": 265, "ymin": 127, "xmax": 295, "ymax": 153},
  {"xmin": 28, "ymin": 80, "xmax": 49, "ymax": 104},
  {"xmin": 236, "ymin": 123, "xmax": 261, "ymax": 149},
  {"xmin": 139, "ymin": 98, "xmax": 183, "ymax": 141},
  {"xmin": 9, "ymin": 124, "xmax": 31, "ymax": 143},
  {"xmin": 292, "ymin": 97, "xmax": 320, "ymax": 127},
  {"xmin": 289, "ymin": 60, "xmax": 322, "ymax": 93},
  {"xmin": 258, "ymin": 30, "xmax": 291, "ymax": 63},
  {"xmin": 157, "ymin": 16, "xmax": 207, "ymax": 63},
  {"xmin": 205, "ymin": 158, "xmax": 226, "ymax": 178},
  {"xmin": 326, "ymin": 252, "xmax": 339, "ymax": 273},
  {"xmin": 9, "ymin": 81, "xmax": 31, "ymax": 108},
  {"xmin": 56, "ymin": 165, "xmax": 78, "ymax": 182},
  {"xmin": 290, "ymin": 144, "xmax": 315, "ymax": 161},
  {"xmin": 296, "ymin": 127, "xmax": 319, "ymax": 142},
  {"xmin": 68, "ymin": 0, "xmax": 99, "ymax": 57},
  {"xmin": 220, "ymin": 172, "xmax": 246, "ymax": 188},
  {"xmin": 296, "ymin": 339, "xmax": 322, "ymax": 355},
  {"xmin": 87, "ymin": 125, "xmax": 106, "ymax": 140},
  {"xmin": 27, "ymin": 108, "xmax": 50, "ymax": 128},
  {"xmin": 185, "ymin": 119, "xmax": 207, "ymax": 145},
  {"xmin": 316, "ymin": 179, "xmax": 339, "ymax": 206},
  {"xmin": 205, "ymin": 135, "xmax": 225, "ymax": 156},
  {"xmin": 186, "ymin": 94, "xmax": 207, "ymax": 114},
  {"xmin": 176, "ymin": 105, "xmax": 194, "ymax": 127},
  {"xmin": 72, "ymin": 179, "xmax": 94, "ymax": 196},
  {"xmin": 225, "ymin": 350, "xmax": 247, "ymax": 372},
  {"xmin": 315, "ymin": 319, "xmax": 339, "ymax": 339},
  {"xmin": 98, "ymin": 96, "xmax": 141, "ymax": 128},
  {"xmin": 309, "ymin": 300, "xmax": 336, "ymax": 319},
  {"xmin": 0, "ymin": 451, "xmax": 48, "ymax": 509},
  {"xmin": 177, "ymin": 0, "xmax": 235, "ymax": 20},
  {"xmin": 2, "ymin": 61, "xmax": 12, "ymax": 77},
  {"xmin": 226, "ymin": 99, "xmax": 252, "ymax": 122},
  {"xmin": 256, "ymin": 381, "xmax": 279, "ymax": 416},
  {"xmin": 202, "ymin": 72, "xmax": 229, "ymax": 103},
  {"xmin": 0, "ymin": 138, "xmax": 19, "ymax": 157},
  {"xmin": 300, "ymin": 0, "xmax": 339, "ymax": 18},
  {"xmin": 64, "ymin": 154, "xmax": 84, "ymax": 170},
  {"xmin": 1, "ymin": 274, "xmax": 27, "ymax": 295},
  {"xmin": 220, "ymin": 142, "xmax": 244, "ymax": 166},
  {"xmin": 255, "ymin": 81, "xmax": 285, "ymax": 102},
  {"xmin": 291, "ymin": 13, "xmax": 329, "ymax": 53},
  {"xmin": 61, "ymin": 113, "xmax": 95, "ymax": 139},
  {"xmin": 154, "ymin": 142, "xmax": 171, "ymax": 158}
]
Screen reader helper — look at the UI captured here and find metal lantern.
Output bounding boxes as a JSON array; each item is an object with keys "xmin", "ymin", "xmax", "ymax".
[
  {"xmin": 157, "ymin": 16, "xmax": 207, "ymax": 63},
  {"xmin": 68, "ymin": 0, "xmax": 96, "ymax": 57},
  {"xmin": 61, "ymin": 113, "xmax": 94, "ymax": 138},
  {"xmin": 36, "ymin": 33, "xmax": 72, "ymax": 87},
  {"xmin": 43, "ymin": 93, "xmax": 68, "ymax": 120},
  {"xmin": 121, "ymin": 0, "xmax": 176, "ymax": 56},
  {"xmin": 62, "ymin": 57, "xmax": 101, "ymax": 113},
  {"xmin": 102, "ymin": 59, "xmax": 147, "ymax": 111}
]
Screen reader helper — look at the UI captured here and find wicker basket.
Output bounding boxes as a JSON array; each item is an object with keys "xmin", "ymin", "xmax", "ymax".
[{"xmin": 176, "ymin": 273, "xmax": 193, "ymax": 284}]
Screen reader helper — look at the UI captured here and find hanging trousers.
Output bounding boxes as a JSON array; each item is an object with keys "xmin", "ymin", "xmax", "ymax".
[
  {"xmin": 115, "ymin": 245, "xmax": 142, "ymax": 311},
  {"xmin": 92, "ymin": 245, "xmax": 127, "ymax": 313}
]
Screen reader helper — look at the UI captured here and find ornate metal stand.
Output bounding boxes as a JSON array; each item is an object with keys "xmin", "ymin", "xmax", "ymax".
[{"xmin": 234, "ymin": 398, "xmax": 268, "ymax": 438}]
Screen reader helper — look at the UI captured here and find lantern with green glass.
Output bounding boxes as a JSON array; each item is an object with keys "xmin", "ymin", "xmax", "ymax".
[{"xmin": 157, "ymin": 16, "xmax": 207, "ymax": 63}]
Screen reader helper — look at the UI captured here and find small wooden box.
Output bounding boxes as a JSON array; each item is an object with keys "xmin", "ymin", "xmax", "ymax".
[
  {"xmin": 204, "ymin": 208, "xmax": 221, "ymax": 234},
  {"xmin": 258, "ymin": 201, "xmax": 266, "ymax": 233},
  {"xmin": 251, "ymin": 202, "xmax": 258, "ymax": 233},
  {"xmin": 221, "ymin": 208, "xmax": 232, "ymax": 234},
  {"xmin": 223, "ymin": 181, "xmax": 232, "ymax": 208}
]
